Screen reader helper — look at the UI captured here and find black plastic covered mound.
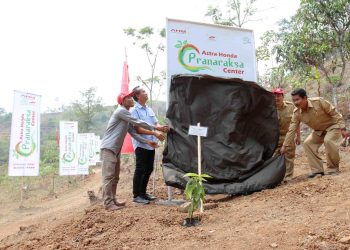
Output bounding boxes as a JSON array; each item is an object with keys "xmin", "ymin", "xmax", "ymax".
[{"xmin": 162, "ymin": 75, "xmax": 285, "ymax": 195}]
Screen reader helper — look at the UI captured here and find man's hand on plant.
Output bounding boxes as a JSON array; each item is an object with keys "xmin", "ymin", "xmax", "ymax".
[
  {"xmin": 153, "ymin": 131, "xmax": 165, "ymax": 141},
  {"xmin": 147, "ymin": 141, "xmax": 159, "ymax": 148}
]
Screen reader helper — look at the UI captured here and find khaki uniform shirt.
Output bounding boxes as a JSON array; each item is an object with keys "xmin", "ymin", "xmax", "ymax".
[
  {"xmin": 283, "ymin": 97, "xmax": 345, "ymax": 147},
  {"xmin": 277, "ymin": 101, "xmax": 295, "ymax": 137}
]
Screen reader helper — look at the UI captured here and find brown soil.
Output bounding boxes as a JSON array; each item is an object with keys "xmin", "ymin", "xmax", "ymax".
[{"xmin": 0, "ymin": 146, "xmax": 350, "ymax": 250}]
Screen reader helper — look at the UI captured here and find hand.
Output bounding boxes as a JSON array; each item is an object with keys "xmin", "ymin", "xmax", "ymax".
[
  {"xmin": 341, "ymin": 128, "xmax": 349, "ymax": 138},
  {"xmin": 154, "ymin": 131, "xmax": 165, "ymax": 141},
  {"xmin": 280, "ymin": 146, "xmax": 286, "ymax": 155},
  {"xmin": 295, "ymin": 136, "xmax": 301, "ymax": 145},
  {"xmin": 147, "ymin": 141, "xmax": 159, "ymax": 148},
  {"xmin": 155, "ymin": 125, "xmax": 169, "ymax": 133}
]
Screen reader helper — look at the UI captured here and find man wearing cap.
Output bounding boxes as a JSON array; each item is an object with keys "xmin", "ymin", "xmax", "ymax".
[
  {"xmin": 272, "ymin": 87, "xmax": 300, "ymax": 181},
  {"xmin": 130, "ymin": 86, "xmax": 169, "ymax": 204},
  {"xmin": 281, "ymin": 88, "xmax": 348, "ymax": 178},
  {"xmin": 100, "ymin": 91, "xmax": 168, "ymax": 211}
]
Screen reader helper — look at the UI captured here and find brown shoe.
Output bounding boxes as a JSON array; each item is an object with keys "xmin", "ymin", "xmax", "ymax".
[
  {"xmin": 325, "ymin": 170, "xmax": 340, "ymax": 176},
  {"xmin": 105, "ymin": 204, "xmax": 124, "ymax": 211},
  {"xmin": 114, "ymin": 199, "xmax": 126, "ymax": 207}
]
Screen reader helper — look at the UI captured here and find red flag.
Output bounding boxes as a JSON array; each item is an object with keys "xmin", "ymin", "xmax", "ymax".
[
  {"xmin": 120, "ymin": 58, "xmax": 135, "ymax": 154},
  {"xmin": 120, "ymin": 60, "xmax": 130, "ymax": 94}
]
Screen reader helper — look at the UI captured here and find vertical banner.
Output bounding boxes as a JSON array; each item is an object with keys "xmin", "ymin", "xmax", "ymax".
[
  {"xmin": 94, "ymin": 135, "xmax": 101, "ymax": 162},
  {"xmin": 77, "ymin": 133, "xmax": 89, "ymax": 175},
  {"xmin": 87, "ymin": 133, "xmax": 96, "ymax": 165},
  {"xmin": 59, "ymin": 121, "xmax": 78, "ymax": 176},
  {"xmin": 8, "ymin": 91, "xmax": 41, "ymax": 176}
]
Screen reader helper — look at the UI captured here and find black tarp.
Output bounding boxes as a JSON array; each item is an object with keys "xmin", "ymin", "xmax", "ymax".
[{"xmin": 162, "ymin": 75, "xmax": 286, "ymax": 195}]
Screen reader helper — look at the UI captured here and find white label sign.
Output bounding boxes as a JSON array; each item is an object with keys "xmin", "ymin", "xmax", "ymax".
[
  {"xmin": 59, "ymin": 121, "xmax": 78, "ymax": 175},
  {"xmin": 87, "ymin": 133, "xmax": 96, "ymax": 165},
  {"xmin": 8, "ymin": 91, "xmax": 41, "ymax": 176},
  {"xmin": 77, "ymin": 133, "xmax": 89, "ymax": 175},
  {"xmin": 166, "ymin": 19, "xmax": 257, "ymax": 83},
  {"xmin": 188, "ymin": 125, "xmax": 208, "ymax": 137}
]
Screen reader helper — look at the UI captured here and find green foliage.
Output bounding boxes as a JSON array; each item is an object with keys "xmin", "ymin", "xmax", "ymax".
[
  {"xmin": 71, "ymin": 87, "xmax": 103, "ymax": 132},
  {"xmin": 273, "ymin": 0, "xmax": 350, "ymax": 89},
  {"xmin": 40, "ymin": 139, "xmax": 59, "ymax": 176},
  {"xmin": 124, "ymin": 26, "xmax": 166, "ymax": 107},
  {"xmin": 184, "ymin": 173, "xmax": 212, "ymax": 219},
  {"xmin": 206, "ymin": 0, "xmax": 257, "ymax": 27}
]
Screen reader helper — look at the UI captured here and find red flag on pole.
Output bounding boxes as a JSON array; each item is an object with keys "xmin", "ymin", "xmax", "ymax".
[{"xmin": 120, "ymin": 57, "xmax": 135, "ymax": 154}]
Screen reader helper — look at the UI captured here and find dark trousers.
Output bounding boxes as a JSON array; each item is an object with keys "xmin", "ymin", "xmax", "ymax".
[{"xmin": 133, "ymin": 147, "xmax": 155, "ymax": 198}]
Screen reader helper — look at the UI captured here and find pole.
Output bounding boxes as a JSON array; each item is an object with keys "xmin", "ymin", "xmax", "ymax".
[{"xmin": 197, "ymin": 122, "xmax": 203, "ymax": 213}]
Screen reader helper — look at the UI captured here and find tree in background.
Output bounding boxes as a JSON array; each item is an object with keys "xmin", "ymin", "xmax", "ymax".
[
  {"xmin": 123, "ymin": 26, "xmax": 166, "ymax": 107},
  {"xmin": 270, "ymin": 0, "xmax": 350, "ymax": 106},
  {"xmin": 205, "ymin": 0, "xmax": 257, "ymax": 27},
  {"xmin": 71, "ymin": 87, "xmax": 103, "ymax": 132}
]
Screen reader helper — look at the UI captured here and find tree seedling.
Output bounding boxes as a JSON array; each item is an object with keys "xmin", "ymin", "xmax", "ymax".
[{"xmin": 183, "ymin": 172, "xmax": 211, "ymax": 227}]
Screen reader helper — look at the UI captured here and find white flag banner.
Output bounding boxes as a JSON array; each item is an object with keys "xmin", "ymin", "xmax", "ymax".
[
  {"xmin": 8, "ymin": 91, "xmax": 41, "ymax": 176},
  {"xmin": 87, "ymin": 133, "xmax": 96, "ymax": 165},
  {"xmin": 94, "ymin": 135, "xmax": 101, "ymax": 162},
  {"xmin": 59, "ymin": 121, "xmax": 78, "ymax": 176},
  {"xmin": 77, "ymin": 133, "xmax": 89, "ymax": 175}
]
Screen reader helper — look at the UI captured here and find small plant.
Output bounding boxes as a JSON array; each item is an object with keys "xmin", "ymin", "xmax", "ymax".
[{"xmin": 183, "ymin": 173, "xmax": 211, "ymax": 225}]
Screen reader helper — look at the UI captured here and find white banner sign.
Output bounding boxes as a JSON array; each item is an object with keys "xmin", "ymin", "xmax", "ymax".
[
  {"xmin": 87, "ymin": 133, "xmax": 96, "ymax": 165},
  {"xmin": 59, "ymin": 121, "xmax": 78, "ymax": 175},
  {"xmin": 8, "ymin": 91, "xmax": 41, "ymax": 176},
  {"xmin": 94, "ymin": 135, "xmax": 101, "ymax": 162},
  {"xmin": 77, "ymin": 133, "xmax": 89, "ymax": 175},
  {"xmin": 166, "ymin": 19, "xmax": 257, "ymax": 83}
]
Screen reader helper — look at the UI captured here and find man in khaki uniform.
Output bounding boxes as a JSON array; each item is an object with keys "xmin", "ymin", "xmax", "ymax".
[
  {"xmin": 281, "ymin": 88, "xmax": 348, "ymax": 178},
  {"xmin": 272, "ymin": 88, "xmax": 300, "ymax": 181}
]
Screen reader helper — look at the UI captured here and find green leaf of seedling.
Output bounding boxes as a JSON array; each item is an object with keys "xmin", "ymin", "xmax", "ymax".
[
  {"xmin": 175, "ymin": 44, "xmax": 181, "ymax": 48},
  {"xmin": 184, "ymin": 173, "xmax": 200, "ymax": 178}
]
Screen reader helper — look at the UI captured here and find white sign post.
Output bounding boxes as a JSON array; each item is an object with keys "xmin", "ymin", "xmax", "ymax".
[
  {"xmin": 188, "ymin": 123, "xmax": 208, "ymax": 213},
  {"xmin": 8, "ymin": 91, "xmax": 41, "ymax": 208},
  {"xmin": 87, "ymin": 133, "xmax": 96, "ymax": 166},
  {"xmin": 166, "ymin": 18, "xmax": 257, "ymax": 94},
  {"xmin": 59, "ymin": 121, "xmax": 78, "ymax": 176},
  {"xmin": 8, "ymin": 91, "xmax": 41, "ymax": 177},
  {"xmin": 77, "ymin": 133, "xmax": 89, "ymax": 175}
]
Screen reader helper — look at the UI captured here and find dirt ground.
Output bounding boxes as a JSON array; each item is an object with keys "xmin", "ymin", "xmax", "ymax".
[{"xmin": 0, "ymin": 146, "xmax": 350, "ymax": 250}]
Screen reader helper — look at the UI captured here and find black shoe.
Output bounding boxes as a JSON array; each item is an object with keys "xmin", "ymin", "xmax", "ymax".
[
  {"xmin": 142, "ymin": 194, "xmax": 157, "ymax": 201},
  {"xmin": 307, "ymin": 172, "xmax": 324, "ymax": 178},
  {"xmin": 133, "ymin": 196, "xmax": 150, "ymax": 204}
]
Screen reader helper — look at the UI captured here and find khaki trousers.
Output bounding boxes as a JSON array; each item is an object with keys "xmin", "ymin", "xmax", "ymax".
[
  {"xmin": 101, "ymin": 149, "xmax": 121, "ymax": 207},
  {"xmin": 303, "ymin": 129, "xmax": 342, "ymax": 173},
  {"xmin": 274, "ymin": 136, "xmax": 296, "ymax": 179}
]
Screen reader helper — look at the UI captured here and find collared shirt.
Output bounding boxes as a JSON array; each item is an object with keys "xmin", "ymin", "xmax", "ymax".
[
  {"xmin": 100, "ymin": 105, "xmax": 154, "ymax": 155},
  {"xmin": 277, "ymin": 101, "xmax": 295, "ymax": 145},
  {"xmin": 277, "ymin": 101, "xmax": 295, "ymax": 136},
  {"xmin": 130, "ymin": 102, "xmax": 158, "ymax": 150},
  {"xmin": 283, "ymin": 97, "xmax": 345, "ymax": 147}
]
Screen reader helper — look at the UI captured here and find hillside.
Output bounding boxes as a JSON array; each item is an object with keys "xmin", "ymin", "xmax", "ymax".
[{"xmin": 0, "ymin": 146, "xmax": 349, "ymax": 250}]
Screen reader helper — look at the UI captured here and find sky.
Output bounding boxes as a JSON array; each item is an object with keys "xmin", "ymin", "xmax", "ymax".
[{"xmin": 0, "ymin": 0, "xmax": 300, "ymax": 112}]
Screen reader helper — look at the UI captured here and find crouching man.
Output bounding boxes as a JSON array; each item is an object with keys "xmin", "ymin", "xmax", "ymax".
[{"xmin": 281, "ymin": 88, "xmax": 348, "ymax": 178}]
